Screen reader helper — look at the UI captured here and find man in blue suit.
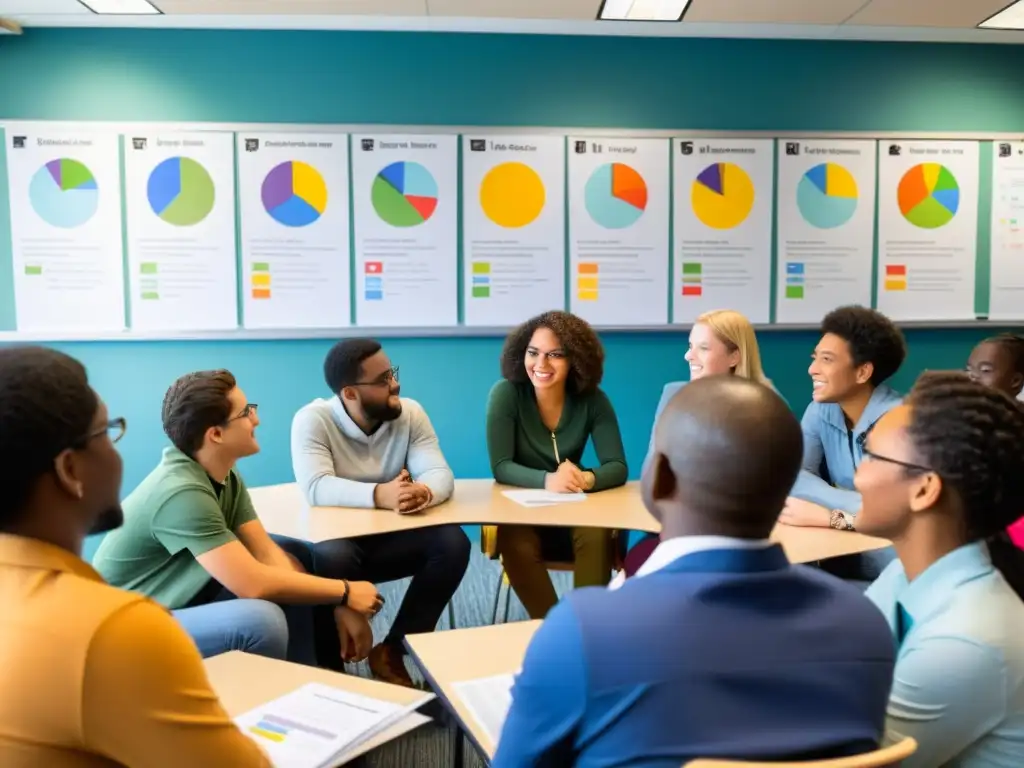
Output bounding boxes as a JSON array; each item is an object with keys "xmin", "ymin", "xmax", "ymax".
[{"xmin": 493, "ymin": 376, "xmax": 896, "ymax": 767}]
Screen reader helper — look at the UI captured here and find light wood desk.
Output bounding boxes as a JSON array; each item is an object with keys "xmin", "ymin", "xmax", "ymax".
[
  {"xmin": 405, "ymin": 622, "xmax": 540, "ymax": 762},
  {"xmin": 251, "ymin": 480, "xmax": 890, "ymax": 565},
  {"xmin": 205, "ymin": 651, "xmax": 432, "ymax": 765}
]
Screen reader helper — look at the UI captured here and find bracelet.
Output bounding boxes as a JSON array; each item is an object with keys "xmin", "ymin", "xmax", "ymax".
[
  {"xmin": 339, "ymin": 578, "xmax": 350, "ymax": 607},
  {"xmin": 829, "ymin": 509, "xmax": 855, "ymax": 531}
]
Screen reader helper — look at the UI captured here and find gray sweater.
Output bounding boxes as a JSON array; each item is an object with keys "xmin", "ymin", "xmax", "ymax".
[{"xmin": 290, "ymin": 396, "xmax": 454, "ymax": 508}]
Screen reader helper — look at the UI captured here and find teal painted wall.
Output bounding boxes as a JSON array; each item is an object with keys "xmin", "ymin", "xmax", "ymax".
[{"xmin": 1, "ymin": 29, "xmax": 1023, "ymax": 502}]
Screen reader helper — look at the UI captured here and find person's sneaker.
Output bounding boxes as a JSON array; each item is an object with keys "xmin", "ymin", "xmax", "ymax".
[{"xmin": 368, "ymin": 643, "xmax": 415, "ymax": 688}]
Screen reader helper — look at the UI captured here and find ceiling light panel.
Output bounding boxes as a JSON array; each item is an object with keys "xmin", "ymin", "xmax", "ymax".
[{"xmin": 599, "ymin": 0, "xmax": 690, "ymax": 22}]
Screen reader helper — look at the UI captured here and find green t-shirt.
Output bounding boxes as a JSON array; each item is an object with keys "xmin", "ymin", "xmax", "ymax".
[{"xmin": 92, "ymin": 447, "xmax": 258, "ymax": 609}]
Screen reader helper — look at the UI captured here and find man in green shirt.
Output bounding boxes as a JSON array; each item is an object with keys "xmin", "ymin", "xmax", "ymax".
[{"xmin": 94, "ymin": 369, "xmax": 383, "ymax": 668}]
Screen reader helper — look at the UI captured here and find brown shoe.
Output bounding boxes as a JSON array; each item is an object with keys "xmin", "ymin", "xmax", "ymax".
[{"xmin": 369, "ymin": 643, "xmax": 415, "ymax": 688}]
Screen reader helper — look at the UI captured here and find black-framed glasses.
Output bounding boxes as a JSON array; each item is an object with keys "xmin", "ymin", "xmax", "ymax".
[
  {"xmin": 228, "ymin": 403, "xmax": 258, "ymax": 422},
  {"xmin": 73, "ymin": 417, "xmax": 126, "ymax": 448},
  {"xmin": 862, "ymin": 448, "xmax": 933, "ymax": 474},
  {"xmin": 352, "ymin": 367, "xmax": 399, "ymax": 387}
]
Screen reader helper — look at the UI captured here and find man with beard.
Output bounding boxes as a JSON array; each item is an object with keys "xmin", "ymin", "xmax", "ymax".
[
  {"xmin": 0, "ymin": 347, "xmax": 270, "ymax": 765},
  {"xmin": 291, "ymin": 338, "xmax": 469, "ymax": 687},
  {"xmin": 94, "ymin": 369, "xmax": 384, "ymax": 670}
]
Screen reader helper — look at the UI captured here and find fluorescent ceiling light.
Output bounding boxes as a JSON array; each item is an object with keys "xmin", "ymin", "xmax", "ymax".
[
  {"xmin": 78, "ymin": 0, "xmax": 162, "ymax": 14},
  {"xmin": 599, "ymin": 0, "xmax": 691, "ymax": 22},
  {"xmin": 979, "ymin": 0, "xmax": 1024, "ymax": 29}
]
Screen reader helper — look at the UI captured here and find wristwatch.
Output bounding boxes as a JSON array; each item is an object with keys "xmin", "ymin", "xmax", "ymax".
[
  {"xmin": 339, "ymin": 578, "xmax": 350, "ymax": 607},
  {"xmin": 829, "ymin": 509, "xmax": 855, "ymax": 531}
]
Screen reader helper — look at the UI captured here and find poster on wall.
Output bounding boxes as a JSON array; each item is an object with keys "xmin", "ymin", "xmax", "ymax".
[
  {"xmin": 775, "ymin": 139, "xmax": 877, "ymax": 323},
  {"xmin": 237, "ymin": 132, "xmax": 352, "ymax": 329},
  {"xmin": 462, "ymin": 134, "xmax": 565, "ymax": 326},
  {"xmin": 124, "ymin": 130, "xmax": 239, "ymax": 331},
  {"xmin": 989, "ymin": 141, "xmax": 1024, "ymax": 321},
  {"xmin": 876, "ymin": 140, "xmax": 979, "ymax": 321},
  {"xmin": 350, "ymin": 133, "xmax": 458, "ymax": 327},
  {"xmin": 4, "ymin": 124, "xmax": 126, "ymax": 333},
  {"xmin": 568, "ymin": 137, "xmax": 670, "ymax": 325},
  {"xmin": 671, "ymin": 138, "xmax": 774, "ymax": 325}
]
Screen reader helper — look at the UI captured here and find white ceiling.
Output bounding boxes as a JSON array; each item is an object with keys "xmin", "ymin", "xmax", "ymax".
[{"xmin": 0, "ymin": 0, "xmax": 1021, "ymax": 43}]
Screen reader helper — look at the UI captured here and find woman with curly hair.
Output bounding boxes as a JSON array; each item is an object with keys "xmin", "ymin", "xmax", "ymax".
[
  {"xmin": 621, "ymin": 308, "xmax": 774, "ymax": 578},
  {"xmin": 856, "ymin": 371, "xmax": 1024, "ymax": 767},
  {"xmin": 485, "ymin": 310, "xmax": 628, "ymax": 619}
]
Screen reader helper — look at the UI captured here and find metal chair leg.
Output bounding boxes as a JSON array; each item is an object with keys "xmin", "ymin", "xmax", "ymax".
[
  {"xmin": 490, "ymin": 567, "xmax": 504, "ymax": 625},
  {"xmin": 446, "ymin": 601, "xmax": 456, "ymax": 630}
]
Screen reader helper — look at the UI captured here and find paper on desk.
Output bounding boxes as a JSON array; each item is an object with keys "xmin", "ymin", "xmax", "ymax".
[
  {"xmin": 501, "ymin": 489, "xmax": 587, "ymax": 508},
  {"xmin": 453, "ymin": 672, "xmax": 518, "ymax": 747},
  {"xmin": 236, "ymin": 682, "xmax": 433, "ymax": 768}
]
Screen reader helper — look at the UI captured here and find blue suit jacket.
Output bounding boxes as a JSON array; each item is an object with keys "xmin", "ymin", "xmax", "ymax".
[{"xmin": 492, "ymin": 545, "xmax": 896, "ymax": 768}]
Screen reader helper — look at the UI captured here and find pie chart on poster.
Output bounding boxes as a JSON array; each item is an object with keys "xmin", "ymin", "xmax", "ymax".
[
  {"xmin": 147, "ymin": 156, "xmax": 216, "ymax": 227},
  {"xmin": 585, "ymin": 163, "xmax": 647, "ymax": 229},
  {"xmin": 262, "ymin": 161, "xmax": 328, "ymax": 227},
  {"xmin": 30, "ymin": 158, "xmax": 99, "ymax": 229},
  {"xmin": 898, "ymin": 163, "xmax": 959, "ymax": 229},
  {"xmin": 797, "ymin": 162, "xmax": 858, "ymax": 229},
  {"xmin": 480, "ymin": 162, "xmax": 546, "ymax": 228},
  {"xmin": 691, "ymin": 162, "xmax": 755, "ymax": 230},
  {"xmin": 371, "ymin": 161, "xmax": 438, "ymax": 228}
]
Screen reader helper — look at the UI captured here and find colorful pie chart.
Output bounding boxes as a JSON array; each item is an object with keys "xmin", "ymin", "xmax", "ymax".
[
  {"xmin": 584, "ymin": 162, "xmax": 647, "ymax": 229},
  {"xmin": 147, "ymin": 156, "xmax": 216, "ymax": 227},
  {"xmin": 898, "ymin": 163, "xmax": 959, "ymax": 229},
  {"xmin": 371, "ymin": 161, "xmax": 438, "ymax": 228},
  {"xmin": 691, "ymin": 162, "xmax": 755, "ymax": 230},
  {"xmin": 29, "ymin": 158, "xmax": 99, "ymax": 229},
  {"xmin": 262, "ymin": 161, "xmax": 327, "ymax": 227},
  {"xmin": 797, "ymin": 162, "xmax": 858, "ymax": 229}
]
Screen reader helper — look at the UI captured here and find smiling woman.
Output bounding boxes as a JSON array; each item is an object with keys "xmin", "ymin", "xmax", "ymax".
[{"xmin": 485, "ymin": 310, "xmax": 628, "ymax": 619}]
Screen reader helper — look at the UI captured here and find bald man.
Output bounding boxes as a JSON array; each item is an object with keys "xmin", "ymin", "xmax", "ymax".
[{"xmin": 491, "ymin": 376, "xmax": 896, "ymax": 767}]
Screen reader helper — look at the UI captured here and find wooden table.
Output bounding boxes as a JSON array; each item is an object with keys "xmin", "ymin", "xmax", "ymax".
[
  {"xmin": 251, "ymin": 480, "xmax": 890, "ymax": 565},
  {"xmin": 405, "ymin": 622, "xmax": 540, "ymax": 764},
  {"xmin": 205, "ymin": 651, "xmax": 432, "ymax": 765}
]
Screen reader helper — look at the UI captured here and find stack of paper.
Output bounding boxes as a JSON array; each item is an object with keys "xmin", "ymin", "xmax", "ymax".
[
  {"xmin": 453, "ymin": 672, "xmax": 518, "ymax": 746},
  {"xmin": 501, "ymin": 489, "xmax": 587, "ymax": 508},
  {"xmin": 236, "ymin": 683, "xmax": 433, "ymax": 767}
]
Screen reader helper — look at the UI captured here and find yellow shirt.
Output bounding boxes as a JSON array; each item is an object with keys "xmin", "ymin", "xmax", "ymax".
[{"xmin": 0, "ymin": 533, "xmax": 270, "ymax": 767}]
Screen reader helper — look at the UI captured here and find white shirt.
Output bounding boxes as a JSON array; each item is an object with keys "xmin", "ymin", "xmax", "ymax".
[{"xmin": 609, "ymin": 535, "xmax": 774, "ymax": 590}]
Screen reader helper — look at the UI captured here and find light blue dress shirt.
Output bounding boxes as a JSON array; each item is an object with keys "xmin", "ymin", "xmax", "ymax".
[{"xmin": 865, "ymin": 542, "xmax": 1024, "ymax": 767}]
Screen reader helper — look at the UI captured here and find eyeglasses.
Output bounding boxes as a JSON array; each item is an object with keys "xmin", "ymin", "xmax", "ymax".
[
  {"xmin": 73, "ymin": 417, "xmax": 127, "ymax": 448},
  {"xmin": 526, "ymin": 348, "xmax": 566, "ymax": 362},
  {"xmin": 352, "ymin": 367, "xmax": 399, "ymax": 387},
  {"xmin": 228, "ymin": 403, "xmax": 258, "ymax": 422},
  {"xmin": 862, "ymin": 448, "xmax": 933, "ymax": 475}
]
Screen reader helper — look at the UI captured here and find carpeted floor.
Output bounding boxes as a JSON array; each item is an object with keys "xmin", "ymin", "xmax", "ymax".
[{"xmin": 342, "ymin": 545, "xmax": 573, "ymax": 768}]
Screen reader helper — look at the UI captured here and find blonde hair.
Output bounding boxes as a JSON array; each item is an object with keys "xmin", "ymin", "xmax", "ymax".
[{"xmin": 696, "ymin": 309, "xmax": 771, "ymax": 387}]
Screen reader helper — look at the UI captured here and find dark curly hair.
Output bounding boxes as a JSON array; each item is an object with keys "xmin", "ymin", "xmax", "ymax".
[
  {"xmin": 324, "ymin": 338, "xmax": 382, "ymax": 393},
  {"xmin": 821, "ymin": 305, "xmax": 906, "ymax": 386},
  {"xmin": 0, "ymin": 346, "xmax": 97, "ymax": 530},
  {"xmin": 906, "ymin": 370, "xmax": 1024, "ymax": 599},
  {"xmin": 500, "ymin": 311, "xmax": 605, "ymax": 395},
  {"xmin": 162, "ymin": 370, "xmax": 237, "ymax": 457}
]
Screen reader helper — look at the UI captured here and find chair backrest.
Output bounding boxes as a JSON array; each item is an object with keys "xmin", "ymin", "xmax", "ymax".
[{"xmin": 684, "ymin": 737, "xmax": 917, "ymax": 768}]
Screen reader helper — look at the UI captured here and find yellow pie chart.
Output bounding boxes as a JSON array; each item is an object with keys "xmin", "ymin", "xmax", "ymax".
[
  {"xmin": 691, "ymin": 162, "xmax": 755, "ymax": 230},
  {"xmin": 480, "ymin": 162, "xmax": 546, "ymax": 228}
]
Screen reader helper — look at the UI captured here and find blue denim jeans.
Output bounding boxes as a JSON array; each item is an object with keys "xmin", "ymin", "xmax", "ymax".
[
  {"xmin": 172, "ymin": 535, "xmax": 329, "ymax": 667},
  {"xmin": 173, "ymin": 599, "xmax": 289, "ymax": 660}
]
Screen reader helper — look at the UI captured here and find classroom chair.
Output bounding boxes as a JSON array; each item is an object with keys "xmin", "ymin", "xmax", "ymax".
[
  {"xmin": 684, "ymin": 736, "xmax": 917, "ymax": 768},
  {"xmin": 481, "ymin": 525, "xmax": 627, "ymax": 624}
]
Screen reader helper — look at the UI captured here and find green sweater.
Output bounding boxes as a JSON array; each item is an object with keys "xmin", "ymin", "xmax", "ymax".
[{"xmin": 485, "ymin": 379, "xmax": 628, "ymax": 491}]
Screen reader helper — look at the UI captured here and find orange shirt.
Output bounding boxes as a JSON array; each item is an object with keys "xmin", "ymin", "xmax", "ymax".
[{"xmin": 0, "ymin": 533, "xmax": 270, "ymax": 767}]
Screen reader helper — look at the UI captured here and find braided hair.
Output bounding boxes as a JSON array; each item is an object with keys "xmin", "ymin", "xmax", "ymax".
[
  {"xmin": 906, "ymin": 370, "xmax": 1024, "ymax": 598},
  {"xmin": 986, "ymin": 333, "xmax": 1024, "ymax": 377}
]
